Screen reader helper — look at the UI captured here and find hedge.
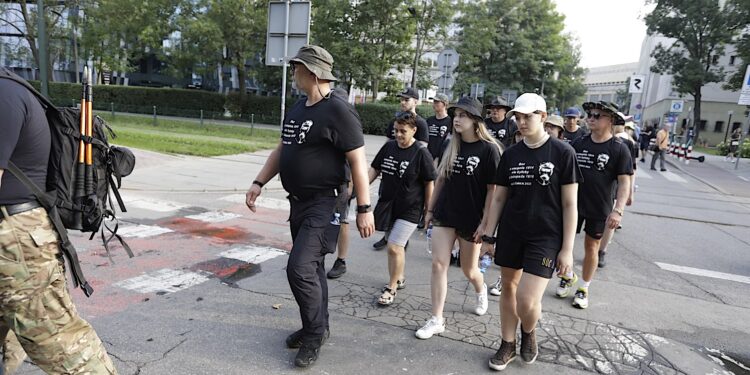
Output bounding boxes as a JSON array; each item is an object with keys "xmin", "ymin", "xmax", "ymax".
[
  {"xmin": 716, "ymin": 139, "xmax": 750, "ymax": 158},
  {"xmin": 32, "ymin": 81, "xmax": 439, "ymax": 134}
]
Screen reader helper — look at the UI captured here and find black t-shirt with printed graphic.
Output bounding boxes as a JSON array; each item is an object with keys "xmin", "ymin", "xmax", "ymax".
[
  {"xmin": 484, "ymin": 117, "xmax": 516, "ymax": 148},
  {"xmin": 563, "ymin": 128, "xmax": 587, "ymax": 143},
  {"xmin": 572, "ymin": 135, "xmax": 633, "ymax": 220},
  {"xmin": 426, "ymin": 115, "xmax": 452, "ymax": 159},
  {"xmin": 372, "ymin": 140, "xmax": 437, "ymax": 223},
  {"xmin": 434, "ymin": 140, "xmax": 501, "ymax": 232},
  {"xmin": 494, "ymin": 138, "xmax": 581, "ymax": 248},
  {"xmin": 280, "ymin": 93, "xmax": 364, "ymax": 196},
  {"xmin": 385, "ymin": 114, "xmax": 430, "ymax": 144}
]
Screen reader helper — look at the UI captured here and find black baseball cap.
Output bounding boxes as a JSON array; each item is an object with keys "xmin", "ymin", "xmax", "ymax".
[{"xmin": 397, "ymin": 87, "xmax": 419, "ymax": 100}]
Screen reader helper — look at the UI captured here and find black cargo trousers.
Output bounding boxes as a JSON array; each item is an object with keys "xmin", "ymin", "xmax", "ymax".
[{"xmin": 287, "ymin": 191, "xmax": 341, "ymax": 346}]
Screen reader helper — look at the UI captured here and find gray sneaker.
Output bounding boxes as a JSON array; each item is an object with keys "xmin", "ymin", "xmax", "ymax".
[
  {"xmin": 489, "ymin": 340, "xmax": 516, "ymax": 371},
  {"xmin": 520, "ymin": 327, "xmax": 538, "ymax": 364},
  {"xmin": 327, "ymin": 258, "xmax": 347, "ymax": 279}
]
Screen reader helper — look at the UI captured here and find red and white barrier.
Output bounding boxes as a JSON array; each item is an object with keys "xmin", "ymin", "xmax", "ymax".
[{"xmin": 684, "ymin": 145, "xmax": 693, "ymax": 164}]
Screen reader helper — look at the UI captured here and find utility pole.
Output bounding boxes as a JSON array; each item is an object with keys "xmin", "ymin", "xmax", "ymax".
[
  {"xmin": 408, "ymin": 0, "xmax": 426, "ymax": 89},
  {"xmin": 37, "ymin": 0, "xmax": 49, "ymax": 98}
]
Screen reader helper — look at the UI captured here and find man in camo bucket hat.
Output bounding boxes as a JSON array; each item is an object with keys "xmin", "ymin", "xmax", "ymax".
[{"xmin": 289, "ymin": 45, "xmax": 338, "ymax": 82}]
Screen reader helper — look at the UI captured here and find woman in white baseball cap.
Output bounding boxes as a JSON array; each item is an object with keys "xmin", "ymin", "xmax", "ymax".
[{"xmin": 482, "ymin": 93, "xmax": 581, "ymax": 370}]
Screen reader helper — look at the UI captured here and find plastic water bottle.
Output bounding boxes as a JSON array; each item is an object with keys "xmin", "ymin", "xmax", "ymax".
[
  {"xmin": 426, "ymin": 225, "xmax": 433, "ymax": 254},
  {"xmin": 330, "ymin": 213, "xmax": 341, "ymax": 226},
  {"xmin": 479, "ymin": 254, "xmax": 492, "ymax": 273}
]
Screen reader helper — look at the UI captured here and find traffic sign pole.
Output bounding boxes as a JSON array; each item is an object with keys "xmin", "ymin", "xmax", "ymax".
[{"xmin": 280, "ymin": 0, "xmax": 290, "ymax": 127}]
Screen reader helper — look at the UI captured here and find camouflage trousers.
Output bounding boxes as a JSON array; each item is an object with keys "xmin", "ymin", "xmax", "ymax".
[{"xmin": 0, "ymin": 206, "xmax": 117, "ymax": 375}]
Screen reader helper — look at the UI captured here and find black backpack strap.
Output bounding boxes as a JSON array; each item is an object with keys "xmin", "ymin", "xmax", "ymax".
[{"xmin": 6, "ymin": 161, "xmax": 94, "ymax": 297}]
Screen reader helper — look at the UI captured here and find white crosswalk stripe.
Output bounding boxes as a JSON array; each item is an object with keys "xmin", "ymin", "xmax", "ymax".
[
  {"xmin": 114, "ymin": 269, "xmax": 211, "ymax": 294},
  {"xmin": 118, "ymin": 224, "xmax": 173, "ymax": 238},
  {"xmin": 123, "ymin": 194, "xmax": 188, "ymax": 212},
  {"xmin": 656, "ymin": 262, "xmax": 750, "ymax": 284},
  {"xmin": 661, "ymin": 171, "xmax": 688, "ymax": 183},
  {"xmin": 636, "ymin": 169, "xmax": 653, "ymax": 179},
  {"xmin": 219, "ymin": 245, "xmax": 286, "ymax": 264},
  {"xmin": 185, "ymin": 211, "xmax": 242, "ymax": 223},
  {"xmin": 220, "ymin": 194, "xmax": 290, "ymax": 211}
]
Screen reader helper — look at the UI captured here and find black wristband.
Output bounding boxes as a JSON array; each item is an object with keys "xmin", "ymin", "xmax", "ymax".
[
  {"xmin": 252, "ymin": 180, "xmax": 264, "ymax": 188},
  {"xmin": 481, "ymin": 235, "xmax": 497, "ymax": 245},
  {"xmin": 356, "ymin": 204, "xmax": 371, "ymax": 213}
]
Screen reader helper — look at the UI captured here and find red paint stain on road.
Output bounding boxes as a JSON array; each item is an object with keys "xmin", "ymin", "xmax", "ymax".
[
  {"xmin": 190, "ymin": 258, "xmax": 261, "ymax": 283},
  {"xmin": 162, "ymin": 217, "xmax": 250, "ymax": 243}
]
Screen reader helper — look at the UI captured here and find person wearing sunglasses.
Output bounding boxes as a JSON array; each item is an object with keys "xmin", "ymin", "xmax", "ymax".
[
  {"xmin": 368, "ymin": 112, "xmax": 436, "ymax": 306},
  {"xmin": 482, "ymin": 93, "xmax": 580, "ymax": 370},
  {"xmin": 558, "ymin": 101, "xmax": 632, "ymax": 310},
  {"xmin": 416, "ymin": 96, "xmax": 501, "ymax": 340},
  {"xmin": 373, "ymin": 88, "xmax": 430, "ymax": 250}
]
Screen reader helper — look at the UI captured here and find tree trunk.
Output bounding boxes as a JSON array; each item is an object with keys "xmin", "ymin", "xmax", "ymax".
[
  {"xmin": 237, "ymin": 61, "xmax": 247, "ymax": 102},
  {"xmin": 371, "ymin": 78, "xmax": 379, "ymax": 101},
  {"xmin": 692, "ymin": 86, "xmax": 702, "ymax": 142}
]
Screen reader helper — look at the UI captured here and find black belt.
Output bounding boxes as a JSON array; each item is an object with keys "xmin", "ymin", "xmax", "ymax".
[
  {"xmin": 0, "ymin": 201, "xmax": 42, "ymax": 217},
  {"xmin": 289, "ymin": 188, "xmax": 340, "ymax": 202}
]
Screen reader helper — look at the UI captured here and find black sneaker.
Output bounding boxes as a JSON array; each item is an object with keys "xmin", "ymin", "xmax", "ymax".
[
  {"xmin": 294, "ymin": 344, "xmax": 320, "ymax": 368},
  {"xmin": 520, "ymin": 327, "xmax": 538, "ymax": 364},
  {"xmin": 373, "ymin": 236, "xmax": 387, "ymax": 250},
  {"xmin": 598, "ymin": 250, "xmax": 606, "ymax": 268},
  {"xmin": 327, "ymin": 258, "xmax": 347, "ymax": 279},
  {"xmin": 489, "ymin": 340, "xmax": 516, "ymax": 371},
  {"xmin": 286, "ymin": 329, "xmax": 329, "ymax": 349},
  {"xmin": 660, "ymin": 168, "xmax": 667, "ymax": 172},
  {"xmin": 404, "ymin": 240, "xmax": 409, "ymax": 251}
]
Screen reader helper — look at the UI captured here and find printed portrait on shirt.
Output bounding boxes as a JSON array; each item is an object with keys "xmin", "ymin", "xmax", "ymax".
[
  {"xmin": 537, "ymin": 162, "xmax": 555, "ymax": 186},
  {"xmin": 297, "ymin": 120, "xmax": 314, "ymax": 144},
  {"xmin": 595, "ymin": 153, "xmax": 610, "ymax": 171}
]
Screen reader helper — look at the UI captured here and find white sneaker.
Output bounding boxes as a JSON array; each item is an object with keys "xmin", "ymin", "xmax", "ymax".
[
  {"xmin": 474, "ymin": 284, "xmax": 488, "ymax": 316},
  {"xmin": 415, "ymin": 316, "xmax": 445, "ymax": 339},
  {"xmin": 489, "ymin": 277, "xmax": 502, "ymax": 296},
  {"xmin": 556, "ymin": 273, "xmax": 578, "ymax": 298},
  {"xmin": 572, "ymin": 288, "xmax": 589, "ymax": 309}
]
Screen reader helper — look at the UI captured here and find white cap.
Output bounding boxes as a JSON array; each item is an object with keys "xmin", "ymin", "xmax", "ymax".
[{"xmin": 507, "ymin": 93, "xmax": 546, "ymax": 117}]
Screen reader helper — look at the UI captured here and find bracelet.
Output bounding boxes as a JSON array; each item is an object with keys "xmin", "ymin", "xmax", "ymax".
[
  {"xmin": 612, "ymin": 207, "xmax": 624, "ymax": 216},
  {"xmin": 481, "ymin": 235, "xmax": 497, "ymax": 245},
  {"xmin": 356, "ymin": 204, "xmax": 371, "ymax": 213},
  {"xmin": 252, "ymin": 180, "xmax": 265, "ymax": 188}
]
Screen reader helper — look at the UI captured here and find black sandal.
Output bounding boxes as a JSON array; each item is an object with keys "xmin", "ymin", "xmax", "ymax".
[{"xmin": 378, "ymin": 286, "xmax": 397, "ymax": 305}]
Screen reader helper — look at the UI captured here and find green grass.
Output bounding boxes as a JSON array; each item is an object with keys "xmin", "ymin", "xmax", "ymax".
[
  {"xmin": 694, "ymin": 146, "xmax": 721, "ymax": 156},
  {"xmin": 97, "ymin": 113, "xmax": 280, "ymax": 156}
]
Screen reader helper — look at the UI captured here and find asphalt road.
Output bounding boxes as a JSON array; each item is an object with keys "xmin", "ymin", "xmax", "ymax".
[{"xmin": 12, "ymin": 135, "xmax": 750, "ymax": 374}]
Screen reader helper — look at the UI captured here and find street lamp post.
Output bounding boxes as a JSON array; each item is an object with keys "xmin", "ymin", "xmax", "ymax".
[
  {"xmin": 408, "ymin": 0, "xmax": 426, "ymax": 90},
  {"xmin": 539, "ymin": 60, "xmax": 553, "ymax": 98},
  {"xmin": 724, "ymin": 110, "xmax": 733, "ymax": 144}
]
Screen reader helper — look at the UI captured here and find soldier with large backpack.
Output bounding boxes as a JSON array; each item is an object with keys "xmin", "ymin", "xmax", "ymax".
[{"xmin": 1, "ymin": 69, "xmax": 119, "ymax": 373}]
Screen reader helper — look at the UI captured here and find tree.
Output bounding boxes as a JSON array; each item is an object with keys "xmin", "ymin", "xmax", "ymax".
[
  {"xmin": 309, "ymin": 0, "xmax": 359, "ymax": 92},
  {"xmin": 724, "ymin": 0, "xmax": 750, "ymax": 90},
  {"xmin": 407, "ymin": 0, "xmax": 453, "ymax": 88},
  {"xmin": 0, "ymin": 1, "xmax": 72, "ymax": 81},
  {"xmin": 645, "ymin": 0, "xmax": 746, "ymax": 140},
  {"xmin": 453, "ymin": 0, "xmax": 585, "ymax": 108}
]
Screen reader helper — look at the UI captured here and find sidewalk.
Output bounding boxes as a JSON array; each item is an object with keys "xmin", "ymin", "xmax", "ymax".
[{"xmin": 663, "ymin": 151, "xmax": 750, "ymax": 198}]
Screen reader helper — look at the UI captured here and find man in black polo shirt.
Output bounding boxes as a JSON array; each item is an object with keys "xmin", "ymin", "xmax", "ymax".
[
  {"xmin": 0, "ymin": 70, "xmax": 117, "ymax": 374},
  {"xmin": 483, "ymin": 96, "xmax": 516, "ymax": 148},
  {"xmin": 245, "ymin": 45, "xmax": 374, "ymax": 368},
  {"xmin": 557, "ymin": 101, "xmax": 632, "ymax": 310},
  {"xmin": 385, "ymin": 87, "xmax": 429, "ymax": 146}
]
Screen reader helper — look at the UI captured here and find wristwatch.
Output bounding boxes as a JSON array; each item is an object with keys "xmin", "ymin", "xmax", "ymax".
[
  {"xmin": 612, "ymin": 207, "xmax": 624, "ymax": 216},
  {"xmin": 356, "ymin": 204, "xmax": 372, "ymax": 213},
  {"xmin": 481, "ymin": 235, "xmax": 497, "ymax": 245}
]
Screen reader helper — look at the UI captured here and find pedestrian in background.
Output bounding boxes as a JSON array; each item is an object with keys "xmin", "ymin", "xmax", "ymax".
[
  {"xmin": 560, "ymin": 102, "xmax": 632, "ymax": 310},
  {"xmin": 727, "ymin": 128, "xmax": 742, "ymax": 162},
  {"xmin": 544, "ymin": 114, "xmax": 566, "ymax": 140},
  {"xmin": 368, "ymin": 113, "xmax": 436, "ymax": 306},
  {"xmin": 1, "ymin": 69, "xmax": 118, "ymax": 374},
  {"xmin": 416, "ymin": 96, "xmax": 501, "ymax": 340},
  {"xmin": 650, "ymin": 123, "xmax": 670, "ymax": 172},
  {"xmin": 562, "ymin": 107, "xmax": 587, "ymax": 143},
  {"xmin": 639, "ymin": 124, "xmax": 653, "ymax": 163},
  {"xmin": 484, "ymin": 96, "xmax": 516, "ymax": 148},
  {"xmin": 426, "ymin": 93, "xmax": 453, "ymax": 163},
  {"xmin": 482, "ymin": 93, "xmax": 580, "ymax": 370},
  {"xmin": 245, "ymin": 45, "xmax": 374, "ymax": 368}
]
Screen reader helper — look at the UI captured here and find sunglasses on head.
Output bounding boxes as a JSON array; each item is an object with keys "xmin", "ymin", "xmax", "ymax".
[{"xmin": 587, "ymin": 111, "xmax": 610, "ymax": 120}]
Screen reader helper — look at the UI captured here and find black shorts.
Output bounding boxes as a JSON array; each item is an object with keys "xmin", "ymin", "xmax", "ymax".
[
  {"xmin": 494, "ymin": 238, "xmax": 558, "ymax": 279},
  {"xmin": 432, "ymin": 219, "xmax": 475, "ymax": 242},
  {"xmin": 576, "ymin": 217, "xmax": 606, "ymax": 240},
  {"xmin": 334, "ymin": 183, "xmax": 351, "ymax": 225}
]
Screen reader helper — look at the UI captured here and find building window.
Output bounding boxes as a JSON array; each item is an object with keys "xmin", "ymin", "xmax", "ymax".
[
  {"xmin": 732, "ymin": 122, "xmax": 742, "ymax": 131},
  {"xmin": 601, "ymin": 94, "xmax": 612, "ymax": 102},
  {"xmin": 714, "ymin": 121, "xmax": 723, "ymax": 133},
  {"xmin": 699, "ymin": 120, "xmax": 707, "ymax": 131},
  {"xmin": 729, "ymin": 56, "xmax": 737, "ymax": 66},
  {"xmin": 712, "ymin": 55, "xmax": 719, "ymax": 64}
]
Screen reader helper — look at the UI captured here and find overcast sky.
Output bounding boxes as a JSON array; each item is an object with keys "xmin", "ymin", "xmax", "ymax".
[{"xmin": 553, "ymin": 0, "xmax": 656, "ymax": 68}]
